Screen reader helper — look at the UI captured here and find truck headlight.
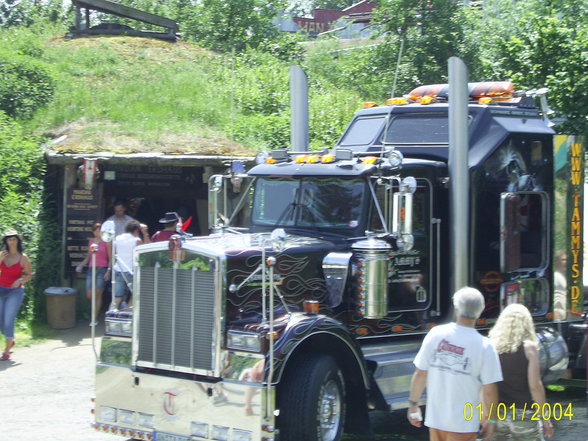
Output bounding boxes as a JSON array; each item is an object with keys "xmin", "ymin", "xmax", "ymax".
[
  {"xmin": 211, "ymin": 425, "xmax": 230, "ymax": 441},
  {"xmin": 117, "ymin": 409, "xmax": 136, "ymax": 425},
  {"xmin": 99, "ymin": 406, "xmax": 117, "ymax": 422},
  {"xmin": 137, "ymin": 412, "xmax": 154, "ymax": 428},
  {"xmin": 191, "ymin": 421, "xmax": 209, "ymax": 438},
  {"xmin": 227, "ymin": 331, "xmax": 262, "ymax": 352},
  {"xmin": 232, "ymin": 429, "xmax": 253, "ymax": 441},
  {"xmin": 105, "ymin": 318, "xmax": 132, "ymax": 337}
]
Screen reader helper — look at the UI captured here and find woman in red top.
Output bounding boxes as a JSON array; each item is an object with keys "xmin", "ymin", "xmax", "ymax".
[
  {"xmin": 76, "ymin": 222, "xmax": 111, "ymax": 326},
  {"xmin": 0, "ymin": 229, "xmax": 33, "ymax": 361}
]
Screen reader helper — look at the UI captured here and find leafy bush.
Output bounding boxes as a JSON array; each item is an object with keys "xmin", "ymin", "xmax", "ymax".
[
  {"xmin": 232, "ymin": 113, "xmax": 290, "ymax": 150},
  {"xmin": 0, "ymin": 111, "xmax": 46, "ymax": 320},
  {"xmin": 0, "ymin": 50, "xmax": 55, "ymax": 119}
]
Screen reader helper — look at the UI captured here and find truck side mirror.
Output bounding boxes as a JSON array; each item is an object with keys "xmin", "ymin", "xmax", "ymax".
[
  {"xmin": 208, "ymin": 175, "xmax": 224, "ymax": 230},
  {"xmin": 392, "ymin": 177, "xmax": 417, "ymax": 250}
]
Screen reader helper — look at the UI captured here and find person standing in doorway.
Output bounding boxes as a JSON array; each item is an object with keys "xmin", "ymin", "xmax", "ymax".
[
  {"xmin": 76, "ymin": 222, "xmax": 111, "ymax": 326},
  {"xmin": 112, "ymin": 220, "xmax": 149, "ymax": 309},
  {"xmin": 0, "ymin": 229, "xmax": 33, "ymax": 361},
  {"xmin": 106, "ymin": 200, "xmax": 135, "ymax": 237},
  {"xmin": 407, "ymin": 287, "xmax": 502, "ymax": 441},
  {"xmin": 151, "ymin": 212, "xmax": 180, "ymax": 242}
]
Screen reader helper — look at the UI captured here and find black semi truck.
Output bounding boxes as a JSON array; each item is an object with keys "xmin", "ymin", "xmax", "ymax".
[{"xmin": 93, "ymin": 80, "xmax": 582, "ymax": 441}]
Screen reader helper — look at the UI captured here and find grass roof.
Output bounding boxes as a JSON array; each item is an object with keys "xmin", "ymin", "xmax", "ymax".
[{"xmin": 33, "ymin": 35, "xmax": 255, "ymax": 156}]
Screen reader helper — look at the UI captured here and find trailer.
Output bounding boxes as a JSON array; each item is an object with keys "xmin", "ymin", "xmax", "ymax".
[{"xmin": 93, "ymin": 80, "xmax": 582, "ymax": 441}]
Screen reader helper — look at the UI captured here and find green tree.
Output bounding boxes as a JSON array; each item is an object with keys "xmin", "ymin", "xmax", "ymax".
[
  {"xmin": 0, "ymin": 0, "xmax": 69, "ymax": 27},
  {"xmin": 0, "ymin": 50, "xmax": 55, "ymax": 119},
  {"xmin": 183, "ymin": 0, "xmax": 285, "ymax": 53},
  {"xmin": 374, "ymin": 0, "xmax": 476, "ymax": 89},
  {"xmin": 311, "ymin": 0, "xmax": 357, "ymax": 9},
  {"xmin": 0, "ymin": 111, "xmax": 47, "ymax": 321},
  {"xmin": 466, "ymin": 0, "xmax": 588, "ymax": 134}
]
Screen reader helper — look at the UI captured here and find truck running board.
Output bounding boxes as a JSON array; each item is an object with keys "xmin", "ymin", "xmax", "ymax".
[{"xmin": 361, "ymin": 338, "xmax": 424, "ymax": 410}]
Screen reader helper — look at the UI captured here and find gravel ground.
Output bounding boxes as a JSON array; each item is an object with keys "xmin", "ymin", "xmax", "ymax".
[{"xmin": 1, "ymin": 323, "xmax": 586, "ymax": 441}]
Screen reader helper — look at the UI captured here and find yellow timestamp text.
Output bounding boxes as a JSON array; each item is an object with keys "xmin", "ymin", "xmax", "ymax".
[{"xmin": 463, "ymin": 402, "xmax": 574, "ymax": 421}]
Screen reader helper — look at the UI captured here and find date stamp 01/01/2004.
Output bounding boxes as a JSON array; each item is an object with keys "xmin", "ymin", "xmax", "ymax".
[{"xmin": 463, "ymin": 402, "xmax": 575, "ymax": 421}]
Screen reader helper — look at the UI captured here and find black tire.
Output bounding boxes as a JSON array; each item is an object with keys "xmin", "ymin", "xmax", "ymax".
[{"xmin": 278, "ymin": 354, "xmax": 345, "ymax": 441}]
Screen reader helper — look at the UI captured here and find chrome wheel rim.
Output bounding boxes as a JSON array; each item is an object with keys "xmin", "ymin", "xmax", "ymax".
[{"xmin": 318, "ymin": 378, "xmax": 342, "ymax": 441}]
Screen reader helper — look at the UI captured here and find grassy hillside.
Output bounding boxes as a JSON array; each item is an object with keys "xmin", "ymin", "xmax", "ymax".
[{"xmin": 1, "ymin": 25, "xmax": 366, "ymax": 153}]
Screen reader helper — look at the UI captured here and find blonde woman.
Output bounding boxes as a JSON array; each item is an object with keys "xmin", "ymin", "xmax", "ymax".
[{"xmin": 489, "ymin": 304, "xmax": 554, "ymax": 440}]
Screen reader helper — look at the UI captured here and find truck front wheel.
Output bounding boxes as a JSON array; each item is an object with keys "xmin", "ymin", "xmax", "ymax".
[{"xmin": 278, "ymin": 354, "xmax": 345, "ymax": 441}]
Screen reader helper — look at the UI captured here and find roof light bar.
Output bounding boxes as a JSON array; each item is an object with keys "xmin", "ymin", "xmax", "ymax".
[{"xmin": 407, "ymin": 81, "xmax": 515, "ymax": 102}]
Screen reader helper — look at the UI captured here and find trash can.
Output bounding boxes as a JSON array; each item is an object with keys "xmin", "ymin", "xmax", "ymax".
[{"xmin": 45, "ymin": 287, "xmax": 77, "ymax": 329}]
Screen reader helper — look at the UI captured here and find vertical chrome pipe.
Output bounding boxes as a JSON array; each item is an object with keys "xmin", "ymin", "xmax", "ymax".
[
  {"xmin": 448, "ymin": 57, "xmax": 470, "ymax": 293},
  {"xmin": 290, "ymin": 66, "xmax": 309, "ymax": 152}
]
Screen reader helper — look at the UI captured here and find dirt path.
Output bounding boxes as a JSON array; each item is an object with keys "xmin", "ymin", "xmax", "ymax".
[
  {"xmin": 1, "ymin": 323, "xmax": 586, "ymax": 441},
  {"xmin": 0, "ymin": 323, "xmax": 113, "ymax": 441}
]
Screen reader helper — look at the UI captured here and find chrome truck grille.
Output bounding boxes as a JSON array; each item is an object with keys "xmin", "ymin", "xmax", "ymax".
[{"xmin": 136, "ymin": 264, "xmax": 216, "ymax": 373}]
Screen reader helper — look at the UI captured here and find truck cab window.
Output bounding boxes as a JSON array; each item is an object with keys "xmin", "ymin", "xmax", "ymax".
[
  {"xmin": 369, "ymin": 180, "xmax": 426, "ymax": 234},
  {"xmin": 500, "ymin": 192, "xmax": 548, "ymax": 272},
  {"xmin": 339, "ymin": 116, "xmax": 385, "ymax": 146},
  {"xmin": 384, "ymin": 114, "xmax": 450, "ymax": 144}
]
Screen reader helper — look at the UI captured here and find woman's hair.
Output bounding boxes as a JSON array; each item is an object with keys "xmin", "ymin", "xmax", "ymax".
[
  {"xmin": 92, "ymin": 222, "xmax": 101, "ymax": 231},
  {"xmin": 453, "ymin": 286, "xmax": 485, "ymax": 319},
  {"xmin": 3, "ymin": 234, "xmax": 23, "ymax": 253},
  {"xmin": 489, "ymin": 303, "xmax": 537, "ymax": 354}
]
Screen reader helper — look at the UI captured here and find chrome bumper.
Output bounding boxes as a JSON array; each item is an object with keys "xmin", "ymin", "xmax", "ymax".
[{"xmin": 94, "ymin": 364, "xmax": 273, "ymax": 441}]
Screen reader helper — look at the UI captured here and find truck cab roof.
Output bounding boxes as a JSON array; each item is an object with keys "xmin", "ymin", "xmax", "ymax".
[{"xmin": 335, "ymin": 102, "xmax": 554, "ymax": 167}]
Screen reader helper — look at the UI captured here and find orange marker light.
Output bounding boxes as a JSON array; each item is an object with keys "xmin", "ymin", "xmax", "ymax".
[
  {"xmin": 304, "ymin": 300, "xmax": 320, "ymax": 314},
  {"xmin": 386, "ymin": 97, "xmax": 407, "ymax": 105},
  {"xmin": 267, "ymin": 331, "xmax": 279, "ymax": 339},
  {"xmin": 294, "ymin": 155, "xmax": 308, "ymax": 163}
]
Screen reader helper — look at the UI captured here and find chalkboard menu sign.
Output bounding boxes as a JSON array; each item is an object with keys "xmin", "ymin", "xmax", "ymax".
[{"xmin": 66, "ymin": 188, "xmax": 100, "ymax": 271}]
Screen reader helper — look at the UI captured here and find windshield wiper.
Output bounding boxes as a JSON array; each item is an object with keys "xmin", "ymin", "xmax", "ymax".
[{"xmin": 275, "ymin": 201, "xmax": 298, "ymax": 225}]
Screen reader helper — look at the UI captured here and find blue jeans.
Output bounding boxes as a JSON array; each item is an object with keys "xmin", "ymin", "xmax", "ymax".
[
  {"xmin": 114, "ymin": 271, "xmax": 133, "ymax": 299},
  {"xmin": 0, "ymin": 286, "xmax": 25, "ymax": 339},
  {"xmin": 85, "ymin": 267, "xmax": 108, "ymax": 291}
]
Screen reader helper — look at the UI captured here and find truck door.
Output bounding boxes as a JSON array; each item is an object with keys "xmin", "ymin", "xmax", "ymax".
[
  {"xmin": 371, "ymin": 177, "xmax": 436, "ymax": 314},
  {"xmin": 499, "ymin": 191, "xmax": 551, "ymax": 315}
]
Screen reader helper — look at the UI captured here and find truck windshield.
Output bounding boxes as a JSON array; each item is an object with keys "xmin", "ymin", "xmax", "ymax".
[
  {"xmin": 384, "ymin": 114, "xmax": 449, "ymax": 144},
  {"xmin": 252, "ymin": 177, "xmax": 366, "ymax": 229}
]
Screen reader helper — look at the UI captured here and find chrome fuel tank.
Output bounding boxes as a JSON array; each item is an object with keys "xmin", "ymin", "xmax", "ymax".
[{"xmin": 352, "ymin": 235, "xmax": 391, "ymax": 319}]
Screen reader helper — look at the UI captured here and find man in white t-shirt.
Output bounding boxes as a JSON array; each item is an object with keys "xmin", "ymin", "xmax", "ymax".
[
  {"xmin": 112, "ymin": 220, "xmax": 149, "ymax": 309},
  {"xmin": 407, "ymin": 287, "xmax": 502, "ymax": 441},
  {"xmin": 106, "ymin": 200, "xmax": 136, "ymax": 237}
]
